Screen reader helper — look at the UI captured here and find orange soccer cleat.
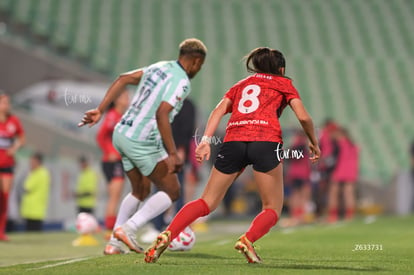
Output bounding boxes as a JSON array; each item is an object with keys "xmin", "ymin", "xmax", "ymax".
[
  {"xmin": 113, "ymin": 224, "xmax": 144, "ymax": 253},
  {"xmin": 234, "ymin": 235, "xmax": 262, "ymax": 264},
  {"xmin": 144, "ymin": 231, "xmax": 171, "ymax": 263}
]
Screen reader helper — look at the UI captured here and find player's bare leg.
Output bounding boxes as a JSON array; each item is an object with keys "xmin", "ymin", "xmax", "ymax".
[
  {"xmin": 0, "ymin": 176, "xmax": 13, "ymax": 241},
  {"xmin": 343, "ymin": 182, "xmax": 355, "ymax": 220},
  {"xmin": 200, "ymin": 168, "xmax": 239, "ymax": 211},
  {"xmin": 327, "ymin": 181, "xmax": 339, "ymax": 223},
  {"xmin": 147, "ymin": 160, "xmax": 180, "ymax": 202},
  {"xmin": 235, "ymin": 164, "xmax": 283, "ymax": 263},
  {"xmin": 103, "ymin": 178, "xmax": 124, "ymax": 240},
  {"xmin": 283, "ymin": 188, "xmax": 302, "ymax": 228},
  {"xmin": 110, "ymin": 168, "xmax": 150, "ymax": 254},
  {"xmin": 301, "ymin": 184, "xmax": 314, "ymax": 223},
  {"xmin": 117, "ymin": 160, "xmax": 181, "ymax": 255},
  {"xmin": 145, "ymin": 168, "xmax": 238, "ymax": 263},
  {"xmin": 105, "ymin": 179, "xmax": 124, "ymax": 226}
]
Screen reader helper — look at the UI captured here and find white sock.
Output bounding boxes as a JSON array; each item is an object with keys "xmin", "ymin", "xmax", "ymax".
[
  {"xmin": 126, "ymin": 191, "xmax": 172, "ymax": 232},
  {"xmin": 110, "ymin": 193, "xmax": 140, "ymax": 242}
]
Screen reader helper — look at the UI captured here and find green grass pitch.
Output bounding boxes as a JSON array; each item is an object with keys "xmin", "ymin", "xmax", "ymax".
[{"xmin": 0, "ymin": 216, "xmax": 413, "ymax": 274}]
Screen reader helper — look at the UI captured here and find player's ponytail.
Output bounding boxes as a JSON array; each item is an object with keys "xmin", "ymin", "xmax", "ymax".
[{"xmin": 245, "ymin": 47, "xmax": 286, "ymax": 76}]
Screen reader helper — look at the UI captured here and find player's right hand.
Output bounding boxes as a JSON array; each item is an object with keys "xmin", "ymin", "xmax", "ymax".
[
  {"xmin": 167, "ymin": 152, "xmax": 183, "ymax": 174},
  {"xmin": 309, "ymin": 143, "xmax": 321, "ymax": 163},
  {"xmin": 78, "ymin": 108, "xmax": 102, "ymax": 128},
  {"xmin": 195, "ymin": 142, "xmax": 211, "ymax": 163}
]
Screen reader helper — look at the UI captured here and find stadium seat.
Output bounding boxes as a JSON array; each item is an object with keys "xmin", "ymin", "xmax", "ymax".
[
  {"xmin": 0, "ymin": 0, "xmax": 12, "ymax": 13},
  {"xmin": 71, "ymin": 0, "xmax": 94, "ymax": 60},
  {"xmin": 10, "ymin": 0, "xmax": 34, "ymax": 27}
]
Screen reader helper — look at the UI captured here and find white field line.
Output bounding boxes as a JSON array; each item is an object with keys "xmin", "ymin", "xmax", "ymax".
[
  {"xmin": 214, "ymin": 239, "xmax": 231, "ymax": 246},
  {"xmin": 27, "ymin": 256, "xmax": 96, "ymax": 270}
]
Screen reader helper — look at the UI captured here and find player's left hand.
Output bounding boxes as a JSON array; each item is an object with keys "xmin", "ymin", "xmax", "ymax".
[
  {"xmin": 78, "ymin": 108, "xmax": 102, "ymax": 127},
  {"xmin": 195, "ymin": 142, "xmax": 211, "ymax": 163}
]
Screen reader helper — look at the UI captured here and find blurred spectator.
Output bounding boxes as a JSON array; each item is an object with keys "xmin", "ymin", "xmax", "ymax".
[
  {"xmin": 394, "ymin": 141, "xmax": 414, "ymax": 215},
  {"xmin": 144, "ymin": 99, "xmax": 198, "ymax": 242},
  {"xmin": 411, "ymin": 141, "xmax": 414, "ymax": 175},
  {"xmin": 96, "ymin": 89, "xmax": 129, "ymax": 231},
  {"xmin": 75, "ymin": 156, "xmax": 98, "ymax": 214},
  {"xmin": 0, "ymin": 93, "xmax": 25, "ymax": 240},
  {"xmin": 411, "ymin": 141, "xmax": 414, "ymax": 212},
  {"xmin": 283, "ymin": 130, "xmax": 313, "ymax": 226},
  {"xmin": 315, "ymin": 119, "xmax": 339, "ymax": 216},
  {"xmin": 171, "ymin": 98, "xmax": 197, "ymax": 210},
  {"xmin": 327, "ymin": 128, "xmax": 359, "ymax": 223},
  {"xmin": 184, "ymin": 141, "xmax": 201, "ymax": 204},
  {"xmin": 20, "ymin": 152, "xmax": 50, "ymax": 231}
]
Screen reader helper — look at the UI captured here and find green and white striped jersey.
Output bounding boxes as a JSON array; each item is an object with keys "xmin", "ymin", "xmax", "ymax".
[{"xmin": 115, "ymin": 61, "xmax": 190, "ymax": 141}]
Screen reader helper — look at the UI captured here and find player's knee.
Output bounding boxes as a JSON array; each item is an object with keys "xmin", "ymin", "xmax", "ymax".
[
  {"xmin": 142, "ymin": 188, "xmax": 151, "ymax": 199},
  {"xmin": 131, "ymin": 191, "xmax": 141, "ymax": 200},
  {"xmin": 131, "ymin": 189, "xmax": 148, "ymax": 201},
  {"xmin": 167, "ymin": 186, "xmax": 180, "ymax": 202}
]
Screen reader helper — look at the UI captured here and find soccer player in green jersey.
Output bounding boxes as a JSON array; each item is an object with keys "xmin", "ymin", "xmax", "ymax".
[{"xmin": 79, "ymin": 38, "xmax": 207, "ymax": 254}]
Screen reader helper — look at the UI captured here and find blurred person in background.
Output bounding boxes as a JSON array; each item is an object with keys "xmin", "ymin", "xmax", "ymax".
[
  {"xmin": 0, "ymin": 93, "xmax": 25, "ymax": 241},
  {"xmin": 282, "ymin": 130, "xmax": 313, "ymax": 227},
  {"xmin": 75, "ymin": 156, "xmax": 98, "ymax": 215},
  {"xmin": 327, "ymin": 128, "xmax": 359, "ymax": 223},
  {"xmin": 171, "ymin": 98, "xmax": 197, "ymax": 209},
  {"xmin": 395, "ymin": 141, "xmax": 414, "ymax": 215},
  {"xmin": 411, "ymin": 141, "xmax": 414, "ymax": 212},
  {"xmin": 315, "ymin": 119, "xmax": 339, "ymax": 217},
  {"xmin": 411, "ymin": 141, "xmax": 414, "ymax": 180},
  {"xmin": 144, "ymin": 98, "xmax": 198, "ymax": 243},
  {"xmin": 96, "ymin": 90, "xmax": 129, "ymax": 233},
  {"xmin": 20, "ymin": 152, "xmax": 50, "ymax": 232},
  {"xmin": 184, "ymin": 141, "xmax": 201, "ymax": 205}
]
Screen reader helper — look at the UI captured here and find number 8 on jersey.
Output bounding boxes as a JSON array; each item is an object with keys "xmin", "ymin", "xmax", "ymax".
[{"xmin": 238, "ymin": 84, "xmax": 261, "ymax": 114}]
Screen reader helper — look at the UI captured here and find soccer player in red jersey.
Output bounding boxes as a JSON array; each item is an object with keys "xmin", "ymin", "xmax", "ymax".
[
  {"xmin": 145, "ymin": 47, "xmax": 320, "ymax": 263},
  {"xmin": 96, "ymin": 90, "xmax": 129, "ymax": 233},
  {"xmin": 0, "ymin": 94, "xmax": 25, "ymax": 241}
]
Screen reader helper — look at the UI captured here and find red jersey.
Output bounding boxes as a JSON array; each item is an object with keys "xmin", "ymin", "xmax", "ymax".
[
  {"xmin": 332, "ymin": 137, "xmax": 359, "ymax": 182},
  {"xmin": 0, "ymin": 115, "xmax": 24, "ymax": 167},
  {"xmin": 286, "ymin": 135, "xmax": 311, "ymax": 181},
  {"xmin": 224, "ymin": 73, "xmax": 300, "ymax": 143},
  {"xmin": 319, "ymin": 122, "xmax": 339, "ymax": 158},
  {"xmin": 96, "ymin": 109, "xmax": 122, "ymax": 161}
]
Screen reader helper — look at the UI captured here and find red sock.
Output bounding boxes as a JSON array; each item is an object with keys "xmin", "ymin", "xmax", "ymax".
[
  {"xmin": 328, "ymin": 208, "xmax": 338, "ymax": 222},
  {"xmin": 292, "ymin": 207, "xmax": 304, "ymax": 219},
  {"xmin": 167, "ymin": 199, "xmax": 210, "ymax": 239},
  {"xmin": 345, "ymin": 208, "xmax": 355, "ymax": 219},
  {"xmin": 328, "ymin": 208, "xmax": 338, "ymax": 218},
  {"xmin": 105, "ymin": 216, "xmax": 117, "ymax": 230},
  {"xmin": 0, "ymin": 192, "xmax": 9, "ymax": 236},
  {"xmin": 246, "ymin": 209, "xmax": 279, "ymax": 243}
]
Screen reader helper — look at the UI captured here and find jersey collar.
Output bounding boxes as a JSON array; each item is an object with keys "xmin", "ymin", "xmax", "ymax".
[{"xmin": 176, "ymin": 60, "xmax": 185, "ymax": 71}]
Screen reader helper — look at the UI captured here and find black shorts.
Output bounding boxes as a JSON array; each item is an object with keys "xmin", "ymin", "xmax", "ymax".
[
  {"xmin": 214, "ymin": 141, "xmax": 282, "ymax": 174},
  {"xmin": 102, "ymin": 161, "xmax": 124, "ymax": 183},
  {"xmin": 0, "ymin": 166, "xmax": 14, "ymax": 175}
]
